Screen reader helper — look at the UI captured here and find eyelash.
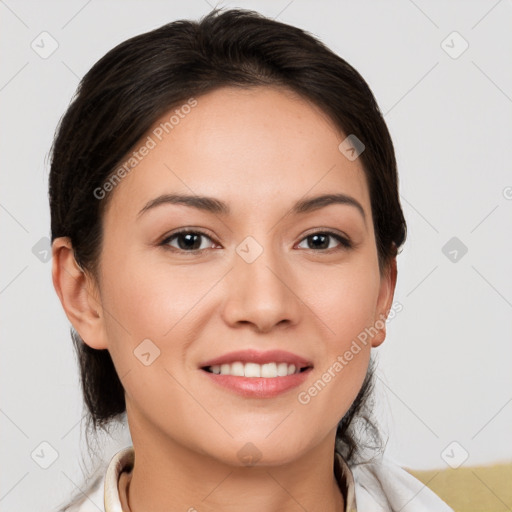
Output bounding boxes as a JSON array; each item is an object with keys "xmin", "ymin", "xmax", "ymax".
[{"xmin": 159, "ymin": 229, "xmax": 353, "ymax": 254}]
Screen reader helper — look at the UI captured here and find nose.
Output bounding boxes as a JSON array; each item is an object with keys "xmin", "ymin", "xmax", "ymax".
[{"xmin": 221, "ymin": 240, "xmax": 302, "ymax": 333}]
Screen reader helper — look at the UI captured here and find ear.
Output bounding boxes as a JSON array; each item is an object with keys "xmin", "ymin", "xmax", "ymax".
[
  {"xmin": 371, "ymin": 256, "xmax": 398, "ymax": 348},
  {"xmin": 51, "ymin": 237, "xmax": 108, "ymax": 350}
]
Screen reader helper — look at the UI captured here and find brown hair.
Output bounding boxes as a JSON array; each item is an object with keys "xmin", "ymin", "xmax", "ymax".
[{"xmin": 49, "ymin": 8, "xmax": 406, "ymax": 508}]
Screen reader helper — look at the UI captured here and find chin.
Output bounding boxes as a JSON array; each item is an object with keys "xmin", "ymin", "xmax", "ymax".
[{"xmin": 211, "ymin": 436, "xmax": 311, "ymax": 468}]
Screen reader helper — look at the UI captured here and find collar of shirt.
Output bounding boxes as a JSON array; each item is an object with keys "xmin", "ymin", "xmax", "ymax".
[{"xmin": 103, "ymin": 446, "xmax": 357, "ymax": 512}]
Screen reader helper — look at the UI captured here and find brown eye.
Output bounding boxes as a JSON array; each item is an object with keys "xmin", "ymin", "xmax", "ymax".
[
  {"xmin": 161, "ymin": 230, "xmax": 216, "ymax": 252},
  {"xmin": 297, "ymin": 231, "xmax": 352, "ymax": 251}
]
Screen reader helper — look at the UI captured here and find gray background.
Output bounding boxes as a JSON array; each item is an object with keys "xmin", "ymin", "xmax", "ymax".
[{"xmin": 1, "ymin": 0, "xmax": 511, "ymax": 510}]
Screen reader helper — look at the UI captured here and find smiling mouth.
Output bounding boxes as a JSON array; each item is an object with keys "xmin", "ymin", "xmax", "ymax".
[{"xmin": 202, "ymin": 361, "xmax": 311, "ymax": 378}]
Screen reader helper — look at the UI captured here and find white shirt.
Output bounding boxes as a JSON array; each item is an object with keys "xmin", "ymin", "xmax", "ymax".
[{"xmin": 65, "ymin": 445, "xmax": 453, "ymax": 511}]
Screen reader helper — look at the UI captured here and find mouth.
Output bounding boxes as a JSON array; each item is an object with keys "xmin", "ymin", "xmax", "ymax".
[{"xmin": 198, "ymin": 349, "xmax": 314, "ymax": 398}]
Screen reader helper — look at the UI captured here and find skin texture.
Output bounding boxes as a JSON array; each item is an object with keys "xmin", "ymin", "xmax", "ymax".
[{"xmin": 52, "ymin": 85, "xmax": 397, "ymax": 512}]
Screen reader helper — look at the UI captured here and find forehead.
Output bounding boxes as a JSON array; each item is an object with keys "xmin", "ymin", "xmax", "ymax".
[{"xmin": 103, "ymin": 86, "xmax": 370, "ymax": 224}]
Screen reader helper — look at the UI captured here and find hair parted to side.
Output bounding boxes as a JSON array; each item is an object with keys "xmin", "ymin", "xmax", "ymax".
[{"xmin": 49, "ymin": 6, "xmax": 407, "ymax": 482}]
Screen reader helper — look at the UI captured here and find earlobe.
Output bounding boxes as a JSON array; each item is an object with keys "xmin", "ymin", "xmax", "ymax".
[
  {"xmin": 371, "ymin": 256, "xmax": 398, "ymax": 348},
  {"xmin": 51, "ymin": 237, "xmax": 108, "ymax": 350}
]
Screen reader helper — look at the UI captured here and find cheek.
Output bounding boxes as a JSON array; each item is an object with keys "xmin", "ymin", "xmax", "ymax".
[
  {"xmin": 98, "ymin": 251, "xmax": 221, "ymax": 371},
  {"xmin": 295, "ymin": 278, "xmax": 375, "ymax": 432},
  {"xmin": 101, "ymin": 249, "xmax": 207, "ymax": 329},
  {"xmin": 97, "ymin": 257, "xmax": 208, "ymax": 417},
  {"xmin": 307, "ymin": 258, "xmax": 381, "ymax": 348},
  {"xmin": 299, "ymin": 259, "xmax": 379, "ymax": 398}
]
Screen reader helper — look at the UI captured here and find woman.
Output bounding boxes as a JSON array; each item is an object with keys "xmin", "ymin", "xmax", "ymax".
[{"xmin": 50, "ymin": 8, "xmax": 453, "ymax": 512}]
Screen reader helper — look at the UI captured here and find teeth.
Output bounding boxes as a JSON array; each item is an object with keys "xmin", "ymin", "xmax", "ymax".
[
  {"xmin": 261, "ymin": 362, "xmax": 277, "ymax": 378},
  {"xmin": 208, "ymin": 361, "xmax": 301, "ymax": 378},
  {"xmin": 245, "ymin": 362, "xmax": 261, "ymax": 378},
  {"xmin": 231, "ymin": 362, "xmax": 245, "ymax": 376}
]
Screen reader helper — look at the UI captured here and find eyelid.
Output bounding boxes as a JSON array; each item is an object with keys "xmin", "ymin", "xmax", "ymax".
[{"xmin": 299, "ymin": 227, "xmax": 350, "ymax": 241}]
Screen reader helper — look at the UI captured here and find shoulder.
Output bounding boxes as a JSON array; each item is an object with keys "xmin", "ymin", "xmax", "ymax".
[{"xmin": 350, "ymin": 456, "xmax": 454, "ymax": 512}]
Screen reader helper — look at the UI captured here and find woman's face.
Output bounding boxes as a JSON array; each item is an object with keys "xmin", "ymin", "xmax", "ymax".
[{"xmin": 77, "ymin": 86, "xmax": 396, "ymax": 465}]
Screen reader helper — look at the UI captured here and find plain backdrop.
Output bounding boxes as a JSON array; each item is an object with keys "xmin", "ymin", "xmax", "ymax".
[{"xmin": 1, "ymin": 1, "xmax": 511, "ymax": 511}]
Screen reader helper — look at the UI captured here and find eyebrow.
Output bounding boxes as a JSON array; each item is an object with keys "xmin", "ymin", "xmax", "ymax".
[{"xmin": 137, "ymin": 192, "xmax": 366, "ymax": 223}]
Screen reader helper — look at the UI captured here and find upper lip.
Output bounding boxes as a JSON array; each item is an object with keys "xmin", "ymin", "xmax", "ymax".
[{"xmin": 199, "ymin": 349, "xmax": 313, "ymax": 369}]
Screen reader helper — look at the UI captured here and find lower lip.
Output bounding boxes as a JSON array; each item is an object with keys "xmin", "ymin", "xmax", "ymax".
[{"xmin": 200, "ymin": 368, "xmax": 313, "ymax": 398}]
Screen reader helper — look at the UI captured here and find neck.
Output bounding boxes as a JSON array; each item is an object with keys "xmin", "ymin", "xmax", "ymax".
[{"xmin": 122, "ymin": 415, "xmax": 345, "ymax": 512}]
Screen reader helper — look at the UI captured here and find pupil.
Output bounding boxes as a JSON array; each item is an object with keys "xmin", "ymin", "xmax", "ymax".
[
  {"xmin": 179, "ymin": 233, "xmax": 201, "ymax": 250},
  {"xmin": 310, "ymin": 234, "xmax": 328, "ymax": 249}
]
